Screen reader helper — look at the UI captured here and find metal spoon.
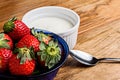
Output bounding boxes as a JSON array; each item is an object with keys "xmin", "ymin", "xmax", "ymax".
[{"xmin": 70, "ymin": 50, "xmax": 120, "ymax": 66}]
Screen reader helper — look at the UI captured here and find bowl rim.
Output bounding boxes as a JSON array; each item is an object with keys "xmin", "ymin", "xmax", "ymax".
[
  {"xmin": 22, "ymin": 6, "xmax": 80, "ymax": 36},
  {"xmin": 0, "ymin": 29, "xmax": 69, "ymax": 78}
]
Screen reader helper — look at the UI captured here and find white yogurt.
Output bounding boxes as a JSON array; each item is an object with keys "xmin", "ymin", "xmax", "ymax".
[{"xmin": 30, "ymin": 17, "xmax": 73, "ymax": 33}]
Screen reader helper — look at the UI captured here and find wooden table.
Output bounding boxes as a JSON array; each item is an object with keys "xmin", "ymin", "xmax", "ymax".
[{"xmin": 1, "ymin": 0, "xmax": 120, "ymax": 80}]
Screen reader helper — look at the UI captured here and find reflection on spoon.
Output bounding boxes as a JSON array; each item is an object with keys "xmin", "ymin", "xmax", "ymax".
[{"xmin": 70, "ymin": 50, "xmax": 120, "ymax": 66}]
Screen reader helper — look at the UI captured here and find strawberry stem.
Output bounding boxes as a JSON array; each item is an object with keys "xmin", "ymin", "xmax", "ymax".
[
  {"xmin": 37, "ymin": 40, "xmax": 61, "ymax": 69},
  {"xmin": 9, "ymin": 16, "xmax": 17, "ymax": 22},
  {"xmin": 15, "ymin": 47, "xmax": 35, "ymax": 64}
]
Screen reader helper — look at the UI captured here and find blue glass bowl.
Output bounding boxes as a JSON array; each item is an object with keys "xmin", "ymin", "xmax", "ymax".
[{"xmin": 0, "ymin": 29, "xmax": 69, "ymax": 80}]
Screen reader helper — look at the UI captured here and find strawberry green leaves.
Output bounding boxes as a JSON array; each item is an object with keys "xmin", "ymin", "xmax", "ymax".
[
  {"xmin": 39, "ymin": 42, "xmax": 46, "ymax": 50},
  {"xmin": 3, "ymin": 17, "xmax": 17, "ymax": 33},
  {"xmin": 47, "ymin": 40, "xmax": 60, "ymax": 56},
  {"xmin": 37, "ymin": 40, "xmax": 61, "ymax": 69},
  {"xmin": 15, "ymin": 47, "xmax": 35, "ymax": 64},
  {"xmin": 31, "ymin": 28, "xmax": 61, "ymax": 69},
  {"xmin": 31, "ymin": 28, "xmax": 51, "ymax": 44},
  {"xmin": 3, "ymin": 20, "xmax": 15, "ymax": 33},
  {"xmin": 0, "ymin": 33, "xmax": 10, "ymax": 49}
]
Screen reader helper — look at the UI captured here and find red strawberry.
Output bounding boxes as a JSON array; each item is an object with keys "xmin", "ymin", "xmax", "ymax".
[
  {"xmin": 3, "ymin": 17, "xmax": 30, "ymax": 41},
  {"xmin": 17, "ymin": 34, "xmax": 40, "ymax": 52},
  {"xmin": 0, "ymin": 48, "xmax": 13, "ymax": 73},
  {"xmin": 9, "ymin": 47, "xmax": 35, "ymax": 75},
  {"xmin": 0, "ymin": 33, "xmax": 13, "ymax": 49}
]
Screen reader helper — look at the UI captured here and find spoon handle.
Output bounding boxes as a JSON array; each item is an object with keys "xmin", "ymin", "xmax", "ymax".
[{"xmin": 98, "ymin": 58, "xmax": 120, "ymax": 62}]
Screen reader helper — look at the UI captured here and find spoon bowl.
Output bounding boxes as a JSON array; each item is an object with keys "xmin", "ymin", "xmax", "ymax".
[{"xmin": 70, "ymin": 50, "xmax": 120, "ymax": 66}]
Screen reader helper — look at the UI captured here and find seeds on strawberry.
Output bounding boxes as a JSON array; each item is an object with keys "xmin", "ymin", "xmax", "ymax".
[
  {"xmin": 9, "ymin": 47, "xmax": 35, "ymax": 75},
  {"xmin": 16, "ymin": 34, "xmax": 40, "ymax": 52},
  {"xmin": 3, "ymin": 17, "xmax": 30, "ymax": 41},
  {"xmin": 0, "ymin": 48, "xmax": 12, "ymax": 73}
]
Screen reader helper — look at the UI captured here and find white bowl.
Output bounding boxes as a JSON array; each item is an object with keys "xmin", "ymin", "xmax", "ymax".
[{"xmin": 22, "ymin": 6, "xmax": 80, "ymax": 49}]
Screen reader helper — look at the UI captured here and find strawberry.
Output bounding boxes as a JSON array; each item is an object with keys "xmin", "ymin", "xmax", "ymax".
[
  {"xmin": 37, "ymin": 38, "xmax": 61, "ymax": 69},
  {"xmin": 0, "ymin": 33, "xmax": 13, "ymax": 73},
  {"xmin": 0, "ymin": 33, "xmax": 13, "ymax": 49},
  {"xmin": 31, "ymin": 28, "xmax": 51, "ymax": 44},
  {"xmin": 9, "ymin": 47, "xmax": 35, "ymax": 75},
  {"xmin": 0, "ymin": 48, "xmax": 12, "ymax": 73},
  {"xmin": 3, "ymin": 17, "xmax": 30, "ymax": 41},
  {"xmin": 16, "ymin": 34, "xmax": 40, "ymax": 52},
  {"xmin": 31, "ymin": 29, "xmax": 61, "ymax": 69}
]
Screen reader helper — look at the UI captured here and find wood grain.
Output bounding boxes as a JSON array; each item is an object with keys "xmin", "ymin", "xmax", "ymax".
[
  {"xmin": 55, "ymin": 19, "xmax": 120, "ymax": 80},
  {"xmin": 1, "ymin": 0, "xmax": 120, "ymax": 80}
]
